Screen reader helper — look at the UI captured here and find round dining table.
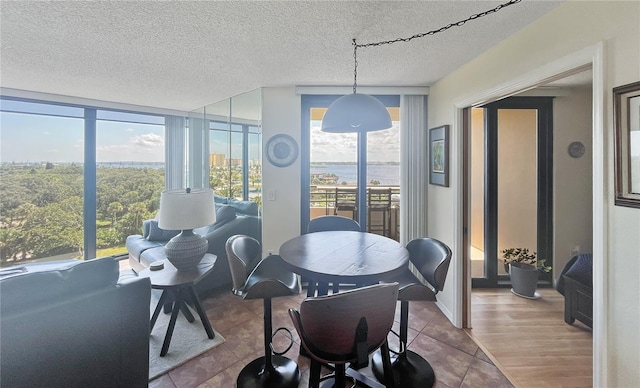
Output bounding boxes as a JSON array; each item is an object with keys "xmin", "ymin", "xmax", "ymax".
[
  {"xmin": 279, "ymin": 230, "xmax": 409, "ymax": 291},
  {"xmin": 279, "ymin": 230, "xmax": 409, "ymax": 388}
]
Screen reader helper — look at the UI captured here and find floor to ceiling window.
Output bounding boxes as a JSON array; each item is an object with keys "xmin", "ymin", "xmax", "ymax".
[
  {"xmin": 301, "ymin": 94, "xmax": 400, "ymax": 239},
  {"xmin": 96, "ymin": 110, "xmax": 165, "ymax": 257},
  {"xmin": 0, "ymin": 97, "xmax": 166, "ymax": 266}
]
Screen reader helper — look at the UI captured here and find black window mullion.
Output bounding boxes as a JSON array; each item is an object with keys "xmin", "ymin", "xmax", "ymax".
[{"xmin": 84, "ymin": 108, "xmax": 97, "ymax": 260}]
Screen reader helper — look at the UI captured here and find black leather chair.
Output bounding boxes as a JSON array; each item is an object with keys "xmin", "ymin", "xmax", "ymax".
[
  {"xmin": 306, "ymin": 215, "xmax": 362, "ymax": 296},
  {"xmin": 372, "ymin": 237, "xmax": 452, "ymax": 388},
  {"xmin": 307, "ymin": 215, "xmax": 361, "ymax": 233},
  {"xmin": 289, "ymin": 283, "xmax": 399, "ymax": 388},
  {"xmin": 226, "ymin": 235, "xmax": 301, "ymax": 388}
]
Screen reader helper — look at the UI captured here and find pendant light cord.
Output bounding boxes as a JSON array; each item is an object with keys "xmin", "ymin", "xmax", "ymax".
[{"xmin": 351, "ymin": 0, "xmax": 521, "ymax": 93}]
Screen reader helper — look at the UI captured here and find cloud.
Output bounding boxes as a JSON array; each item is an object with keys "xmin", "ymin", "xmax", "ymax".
[
  {"xmin": 96, "ymin": 132, "xmax": 164, "ymax": 162},
  {"xmin": 131, "ymin": 133, "xmax": 163, "ymax": 148},
  {"xmin": 310, "ymin": 121, "xmax": 399, "ymax": 162}
]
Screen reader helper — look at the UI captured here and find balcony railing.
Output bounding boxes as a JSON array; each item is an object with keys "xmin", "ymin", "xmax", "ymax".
[{"xmin": 310, "ymin": 185, "xmax": 400, "ymax": 241}]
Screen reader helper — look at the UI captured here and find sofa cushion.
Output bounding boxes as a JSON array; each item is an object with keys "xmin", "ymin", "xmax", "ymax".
[
  {"xmin": 227, "ymin": 198, "xmax": 259, "ymax": 216},
  {"xmin": 215, "ymin": 205, "xmax": 237, "ymax": 226},
  {"xmin": 214, "ymin": 194, "xmax": 228, "ymax": 205},
  {"xmin": 0, "ymin": 257, "xmax": 118, "ymax": 311},
  {"xmin": 147, "ymin": 220, "xmax": 180, "ymax": 241},
  {"xmin": 564, "ymin": 253, "xmax": 592, "ymax": 287},
  {"xmin": 139, "ymin": 246, "xmax": 170, "ymax": 267},
  {"xmin": 126, "ymin": 234, "xmax": 164, "ymax": 259},
  {"xmin": 142, "ymin": 219, "xmax": 150, "ymax": 238}
]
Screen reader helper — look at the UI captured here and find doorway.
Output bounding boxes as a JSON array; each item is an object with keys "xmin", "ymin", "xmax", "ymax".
[
  {"xmin": 470, "ymin": 97, "xmax": 554, "ymax": 288},
  {"xmin": 461, "ymin": 69, "xmax": 595, "ymax": 386}
]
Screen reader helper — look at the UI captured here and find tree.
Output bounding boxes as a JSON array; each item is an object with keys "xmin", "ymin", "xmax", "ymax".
[
  {"xmin": 23, "ymin": 196, "xmax": 84, "ymax": 258},
  {"xmin": 210, "ymin": 166, "xmax": 243, "ymax": 198},
  {"xmin": 107, "ymin": 202, "xmax": 124, "ymax": 225},
  {"xmin": 128, "ymin": 202, "xmax": 151, "ymax": 231}
]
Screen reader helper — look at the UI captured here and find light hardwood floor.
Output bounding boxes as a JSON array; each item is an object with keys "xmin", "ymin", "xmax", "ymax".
[{"xmin": 467, "ymin": 288, "xmax": 593, "ymax": 388}]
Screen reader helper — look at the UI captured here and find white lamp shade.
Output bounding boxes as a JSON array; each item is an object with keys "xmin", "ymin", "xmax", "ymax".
[
  {"xmin": 157, "ymin": 188, "xmax": 216, "ymax": 230},
  {"xmin": 321, "ymin": 93, "xmax": 392, "ymax": 133}
]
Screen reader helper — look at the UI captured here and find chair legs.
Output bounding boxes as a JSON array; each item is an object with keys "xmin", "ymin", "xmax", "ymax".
[
  {"xmin": 237, "ymin": 298, "xmax": 300, "ymax": 388},
  {"xmin": 371, "ymin": 300, "xmax": 436, "ymax": 388}
]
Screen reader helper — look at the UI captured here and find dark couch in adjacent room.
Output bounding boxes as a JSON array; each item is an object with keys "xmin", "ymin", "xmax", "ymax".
[
  {"xmin": 556, "ymin": 253, "xmax": 593, "ymax": 328},
  {"xmin": 0, "ymin": 257, "xmax": 151, "ymax": 388},
  {"xmin": 126, "ymin": 197, "xmax": 261, "ymax": 294}
]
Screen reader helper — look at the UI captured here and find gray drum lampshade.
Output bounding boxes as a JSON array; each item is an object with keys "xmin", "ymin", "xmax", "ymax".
[
  {"xmin": 157, "ymin": 188, "xmax": 216, "ymax": 270},
  {"xmin": 157, "ymin": 188, "xmax": 216, "ymax": 231},
  {"xmin": 321, "ymin": 93, "xmax": 392, "ymax": 133}
]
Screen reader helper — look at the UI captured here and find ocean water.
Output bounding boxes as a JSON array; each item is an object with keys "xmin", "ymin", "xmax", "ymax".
[
  {"xmin": 311, "ymin": 164, "xmax": 399, "ymax": 186},
  {"xmin": 95, "ymin": 161, "xmax": 400, "ymax": 186}
]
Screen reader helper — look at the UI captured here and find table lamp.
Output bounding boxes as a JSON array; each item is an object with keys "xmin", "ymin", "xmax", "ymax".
[{"xmin": 157, "ymin": 188, "xmax": 216, "ymax": 271}]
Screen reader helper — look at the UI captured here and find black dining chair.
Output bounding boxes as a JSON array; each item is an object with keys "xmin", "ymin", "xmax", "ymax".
[
  {"xmin": 225, "ymin": 235, "xmax": 301, "ymax": 388},
  {"xmin": 289, "ymin": 283, "xmax": 399, "ymax": 388},
  {"xmin": 372, "ymin": 237, "xmax": 452, "ymax": 388},
  {"xmin": 307, "ymin": 215, "xmax": 361, "ymax": 233},
  {"xmin": 306, "ymin": 215, "xmax": 361, "ymax": 296}
]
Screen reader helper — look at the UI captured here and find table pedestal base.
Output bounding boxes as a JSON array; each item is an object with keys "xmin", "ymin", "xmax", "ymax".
[
  {"xmin": 371, "ymin": 349, "xmax": 435, "ymax": 388},
  {"xmin": 237, "ymin": 355, "xmax": 300, "ymax": 388}
]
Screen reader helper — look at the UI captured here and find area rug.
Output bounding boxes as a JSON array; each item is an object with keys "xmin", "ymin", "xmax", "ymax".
[{"xmin": 148, "ymin": 290, "xmax": 225, "ymax": 380}]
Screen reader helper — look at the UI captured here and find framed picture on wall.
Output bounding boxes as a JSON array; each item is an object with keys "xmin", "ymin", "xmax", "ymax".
[
  {"xmin": 429, "ymin": 125, "xmax": 449, "ymax": 187},
  {"xmin": 613, "ymin": 81, "xmax": 640, "ymax": 208}
]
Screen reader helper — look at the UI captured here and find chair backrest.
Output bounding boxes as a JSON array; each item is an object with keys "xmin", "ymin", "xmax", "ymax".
[
  {"xmin": 289, "ymin": 283, "xmax": 399, "ymax": 363},
  {"xmin": 307, "ymin": 215, "xmax": 361, "ymax": 233},
  {"xmin": 225, "ymin": 234, "xmax": 261, "ymax": 293},
  {"xmin": 406, "ymin": 238, "xmax": 452, "ymax": 292},
  {"xmin": 367, "ymin": 187, "xmax": 392, "ymax": 209}
]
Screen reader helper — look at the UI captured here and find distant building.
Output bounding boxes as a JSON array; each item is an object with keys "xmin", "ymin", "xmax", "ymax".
[
  {"xmin": 209, "ymin": 153, "xmax": 226, "ymax": 167},
  {"xmin": 209, "ymin": 153, "xmax": 242, "ymax": 167}
]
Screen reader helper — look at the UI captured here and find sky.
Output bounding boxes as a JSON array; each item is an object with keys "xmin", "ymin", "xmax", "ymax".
[
  {"xmin": 309, "ymin": 120, "xmax": 400, "ymax": 163},
  {"xmin": 0, "ymin": 111, "xmax": 164, "ymax": 163},
  {"xmin": 0, "ymin": 109, "xmax": 400, "ymax": 165}
]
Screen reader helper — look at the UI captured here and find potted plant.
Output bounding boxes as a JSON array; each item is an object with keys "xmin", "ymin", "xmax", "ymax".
[{"xmin": 502, "ymin": 248, "xmax": 551, "ymax": 299}]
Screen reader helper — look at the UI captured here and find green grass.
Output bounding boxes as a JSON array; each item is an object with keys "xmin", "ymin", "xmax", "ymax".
[{"xmin": 97, "ymin": 246, "xmax": 128, "ymax": 258}]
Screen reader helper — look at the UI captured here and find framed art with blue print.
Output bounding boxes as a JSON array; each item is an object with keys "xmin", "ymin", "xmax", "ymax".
[
  {"xmin": 429, "ymin": 125, "xmax": 449, "ymax": 187},
  {"xmin": 613, "ymin": 81, "xmax": 640, "ymax": 208}
]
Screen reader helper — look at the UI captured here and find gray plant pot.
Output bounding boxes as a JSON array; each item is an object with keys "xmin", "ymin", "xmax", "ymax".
[{"xmin": 509, "ymin": 262, "xmax": 539, "ymax": 298}]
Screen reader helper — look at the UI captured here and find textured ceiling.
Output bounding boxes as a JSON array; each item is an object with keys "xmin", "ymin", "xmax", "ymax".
[{"xmin": 0, "ymin": 1, "xmax": 562, "ymax": 112}]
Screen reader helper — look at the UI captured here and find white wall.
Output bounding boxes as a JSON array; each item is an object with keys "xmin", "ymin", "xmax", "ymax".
[
  {"xmin": 427, "ymin": 1, "xmax": 639, "ymax": 386},
  {"xmin": 261, "ymin": 88, "xmax": 302, "ymax": 256},
  {"xmin": 553, "ymin": 86, "xmax": 593, "ymax": 276}
]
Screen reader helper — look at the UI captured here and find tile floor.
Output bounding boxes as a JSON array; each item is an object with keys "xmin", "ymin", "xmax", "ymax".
[{"xmin": 149, "ymin": 286, "xmax": 513, "ymax": 388}]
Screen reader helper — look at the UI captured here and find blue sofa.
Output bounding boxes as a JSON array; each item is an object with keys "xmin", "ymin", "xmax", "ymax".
[
  {"xmin": 126, "ymin": 197, "xmax": 261, "ymax": 294},
  {"xmin": 0, "ymin": 257, "xmax": 151, "ymax": 387}
]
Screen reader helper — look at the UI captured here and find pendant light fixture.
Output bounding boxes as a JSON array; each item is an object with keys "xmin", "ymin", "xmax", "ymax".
[
  {"xmin": 321, "ymin": 39, "xmax": 392, "ymax": 133},
  {"xmin": 321, "ymin": 0, "xmax": 521, "ymax": 134}
]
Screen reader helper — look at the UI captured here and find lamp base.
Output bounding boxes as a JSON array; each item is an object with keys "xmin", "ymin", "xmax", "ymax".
[{"xmin": 164, "ymin": 229, "xmax": 208, "ymax": 271}]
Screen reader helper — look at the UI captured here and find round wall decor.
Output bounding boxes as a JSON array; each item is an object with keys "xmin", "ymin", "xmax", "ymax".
[
  {"xmin": 266, "ymin": 134, "xmax": 299, "ymax": 167},
  {"xmin": 568, "ymin": 141, "xmax": 585, "ymax": 158}
]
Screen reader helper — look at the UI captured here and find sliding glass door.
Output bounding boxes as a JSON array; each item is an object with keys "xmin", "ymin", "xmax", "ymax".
[
  {"xmin": 301, "ymin": 95, "xmax": 400, "ymax": 238},
  {"xmin": 470, "ymin": 97, "xmax": 553, "ymax": 288}
]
